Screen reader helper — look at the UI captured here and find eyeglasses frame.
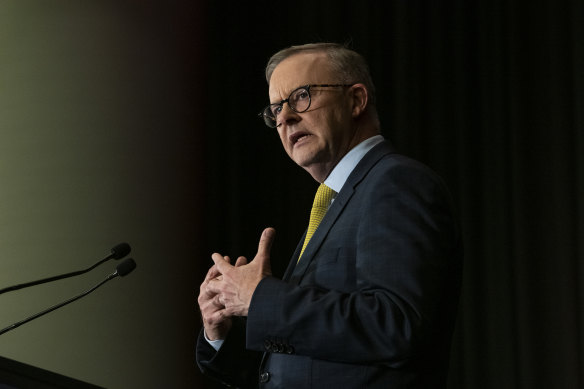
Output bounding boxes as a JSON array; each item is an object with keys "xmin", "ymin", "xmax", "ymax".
[{"xmin": 258, "ymin": 84, "xmax": 354, "ymax": 128}]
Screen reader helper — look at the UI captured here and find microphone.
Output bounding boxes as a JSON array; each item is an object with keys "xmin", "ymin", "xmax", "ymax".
[
  {"xmin": 0, "ymin": 258, "xmax": 136, "ymax": 336},
  {"xmin": 0, "ymin": 243, "xmax": 131, "ymax": 295}
]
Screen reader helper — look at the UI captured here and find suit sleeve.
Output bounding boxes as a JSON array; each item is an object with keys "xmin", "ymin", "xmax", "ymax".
[
  {"xmin": 245, "ymin": 159, "xmax": 462, "ymax": 367},
  {"xmin": 196, "ymin": 317, "xmax": 262, "ymax": 388}
]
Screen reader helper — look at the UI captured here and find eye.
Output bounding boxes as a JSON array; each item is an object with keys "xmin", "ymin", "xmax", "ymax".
[
  {"xmin": 293, "ymin": 88, "xmax": 309, "ymax": 101},
  {"xmin": 270, "ymin": 104, "xmax": 283, "ymax": 116},
  {"xmin": 289, "ymin": 87, "xmax": 311, "ymax": 112}
]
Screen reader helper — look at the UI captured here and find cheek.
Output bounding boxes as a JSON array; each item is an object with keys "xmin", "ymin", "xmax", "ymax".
[
  {"xmin": 277, "ymin": 129, "xmax": 292, "ymax": 154},
  {"xmin": 329, "ymin": 111, "xmax": 352, "ymax": 139},
  {"xmin": 331, "ymin": 105, "xmax": 351, "ymax": 126}
]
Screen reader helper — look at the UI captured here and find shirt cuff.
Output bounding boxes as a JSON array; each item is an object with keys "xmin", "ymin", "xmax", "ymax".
[{"xmin": 203, "ymin": 330, "xmax": 224, "ymax": 351}]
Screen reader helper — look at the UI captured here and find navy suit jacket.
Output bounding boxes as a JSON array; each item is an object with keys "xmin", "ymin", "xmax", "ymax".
[{"xmin": 197, "ymin": 141, "xmax": 462, "ymax": 388}]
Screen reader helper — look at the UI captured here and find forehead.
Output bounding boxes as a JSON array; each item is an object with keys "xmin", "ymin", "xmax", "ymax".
[{"xmin": 268, "ymin": 52, "xmax": 333, "ymax": 101}]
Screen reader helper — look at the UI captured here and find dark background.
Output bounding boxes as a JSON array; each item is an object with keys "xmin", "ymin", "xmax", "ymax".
[
  {"xmin": 0, "ymin": 1, "xmax": 581, "ymax": 388},
  {"xmin": 198, "ymin": 1, "xmax": 583, "ymax": 388}
]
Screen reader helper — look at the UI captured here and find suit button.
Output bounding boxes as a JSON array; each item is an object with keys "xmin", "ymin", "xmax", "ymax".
[
  {"xmin": 259, "ymin": 372, "xmax": 271, "ymax": 383},
  {"xmin": 263, "ymin": 340, "xmax": 273, "ymax": 351},
  {"xmin": 285, "ymin": 345, "xmax": 295, "ymax": 354}
]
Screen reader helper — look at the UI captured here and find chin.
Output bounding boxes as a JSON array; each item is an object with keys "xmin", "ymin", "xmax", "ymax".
[{"xmin": 292, "ymin": 152, "xmax": 317, "ymax": 168}]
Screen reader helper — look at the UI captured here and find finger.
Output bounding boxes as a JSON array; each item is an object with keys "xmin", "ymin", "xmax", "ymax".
[
  {"xmin": 199, "ymin": 280, "xmax": 217, "ymax": 301},
  {"xmin": 234, "ymin": 256, "xmax": 248, "ymax": 267},
  {"xmin": 204, "ymin": 264, "xmax": 221, "ymax": 281},
  {"xmin": 202, "ymin": 305, "xmax": 226, "ymax": 325},
  {"xmin": 206, "ymin": 293, "xmax": 224, "ymax": 309},
  {"xmin": 198, "ymin": 283, "xmax": 219, "ymax": 308},
  {"xmin": 200, "ymin": 266, "xmax": 218, "ymax": 298},
  {"xmin": 205, "ymin": 308, "xmax": 229, "ymax": 327},
  {"xmin": 256, "ymin": 227, "xmax": 276, "ymax": 258},
  {"xmin": 206, "ymin": 278, "xmax": 225, "ymax": 296},
  {"xmin": 211, "ymin": 252, "xmax": 232, "ymax": 273},
  {"xmin": 199, "ymin": 293, "xmax": 222, "ymax": 314},
  {"xmin": 201, "ymin": 273, "xmax": 223, "ymax": 294}
]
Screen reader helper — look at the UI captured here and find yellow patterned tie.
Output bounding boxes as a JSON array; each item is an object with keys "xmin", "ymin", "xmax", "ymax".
[{"xmin": 298, "ymin": 183, "xmax": 336, "ymax": 261}]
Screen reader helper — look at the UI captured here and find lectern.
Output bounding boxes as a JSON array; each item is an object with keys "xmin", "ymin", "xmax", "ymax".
[{"xmin": 0, "ymin": 356, "xmax": 103, "ymax": 389}]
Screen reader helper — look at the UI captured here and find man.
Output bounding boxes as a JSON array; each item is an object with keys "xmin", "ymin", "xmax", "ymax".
[{"xmin": 197, "ymin": 43, "xmax": 462, "ymax": 388}]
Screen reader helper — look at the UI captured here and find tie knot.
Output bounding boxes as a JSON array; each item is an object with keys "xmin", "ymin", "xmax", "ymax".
[{"xmin": 314, "ymin": 183, "xmax": 336, "ymax": 208}]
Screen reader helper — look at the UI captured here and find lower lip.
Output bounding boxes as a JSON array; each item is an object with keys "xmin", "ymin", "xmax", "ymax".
[{"xmin": 294, "ymin": 134, "xmax": 312, "ymax": 147}]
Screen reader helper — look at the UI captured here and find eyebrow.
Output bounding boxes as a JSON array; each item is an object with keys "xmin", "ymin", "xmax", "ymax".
[{"xmin": 269, "ymin": 84, "xmax": 307, "ymax": 104}]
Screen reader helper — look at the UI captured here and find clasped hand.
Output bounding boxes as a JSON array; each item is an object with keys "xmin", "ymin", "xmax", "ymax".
[{"xmin": 198, "ymin": 228, "xmax": 275, "ymax": 340}]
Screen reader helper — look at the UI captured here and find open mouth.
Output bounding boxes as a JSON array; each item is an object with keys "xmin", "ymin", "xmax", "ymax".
[{"xmin": 290, "ymin": 132, "xmax": 312, "ymax": 145}]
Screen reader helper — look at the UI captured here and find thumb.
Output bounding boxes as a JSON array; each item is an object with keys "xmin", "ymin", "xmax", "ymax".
[
  {"xmin": 257, "ymin": 227, "xmax": 276, "ymax": 256},
  {"xmin": 255, "ymin": 227, "xmax": 276, "ymax": 267},
  {"xmin": 254, "ymin": 228, "xmax": 275, "ymax": 277}
]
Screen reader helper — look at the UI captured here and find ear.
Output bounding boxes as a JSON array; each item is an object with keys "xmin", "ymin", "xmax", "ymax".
[{"xmin": 349, "ymin": 84, "xmax": 368, "ymax": 118}]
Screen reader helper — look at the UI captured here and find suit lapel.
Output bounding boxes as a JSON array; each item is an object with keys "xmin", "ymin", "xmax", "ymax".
[
  {"xmin": 287, "ymin": 185, "xmax": 355, "ymax": 283},
  {"xmin": 282, "ymin": 234, "xmax": 304, "ymax": 281},
  {"xmin": 287, "ymin": 140, "xmax": 396, "ymax": 283}
]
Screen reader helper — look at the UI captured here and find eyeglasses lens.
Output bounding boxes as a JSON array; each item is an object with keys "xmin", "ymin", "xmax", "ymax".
[
  {"xmin": 290, "ymin": 87, "xmax": 310, "ymax": 113},
  {"xmin": 262, "ymin": 86, "xmax": 311, "ymax": 128}
]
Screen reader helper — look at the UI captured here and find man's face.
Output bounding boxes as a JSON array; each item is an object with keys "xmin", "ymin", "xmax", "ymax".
[{"xmin": 268, "ymin": 52, "xmax": 358, "ymax": 182}]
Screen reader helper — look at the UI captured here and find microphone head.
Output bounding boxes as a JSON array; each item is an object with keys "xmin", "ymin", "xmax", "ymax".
[
  {"xmin": 111, "ymin": 243, "xmax": 131, "ymax": 259},
  {"xmin": 116, "ymin": 258, "xmax": 136, "ymax": 277}
]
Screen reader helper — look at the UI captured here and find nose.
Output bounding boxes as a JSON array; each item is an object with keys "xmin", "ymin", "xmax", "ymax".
[{"xmin": 276, "ymin": 102, "xmax": 300, "ymax": 128}]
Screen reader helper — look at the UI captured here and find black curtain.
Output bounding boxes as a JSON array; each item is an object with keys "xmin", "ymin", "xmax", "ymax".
[{"xmin": 197, "ymin": 1, "xmax": 584, "ymax": 388}]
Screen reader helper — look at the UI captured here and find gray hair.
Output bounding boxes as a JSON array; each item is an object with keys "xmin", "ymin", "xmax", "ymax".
[{"xmin": 265, "ymin": 43, "xmax": 377, "ymax": 105}]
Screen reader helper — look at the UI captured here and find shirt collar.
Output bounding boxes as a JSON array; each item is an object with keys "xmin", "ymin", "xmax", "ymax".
[{"xmin": 324, "ymin": 135, "xmax": 384, "ymax": 193}]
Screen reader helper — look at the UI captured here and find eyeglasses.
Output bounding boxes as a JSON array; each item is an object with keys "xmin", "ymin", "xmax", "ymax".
[{"xmin": 259, "ymin": 84, "xmax": 353, "ymax": 128}]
